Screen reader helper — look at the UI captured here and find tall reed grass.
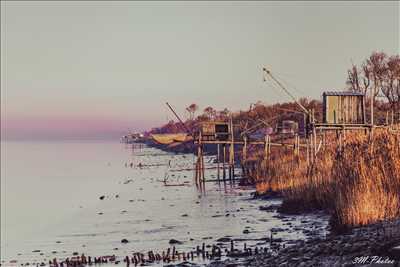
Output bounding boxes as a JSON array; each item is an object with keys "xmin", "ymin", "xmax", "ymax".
[
  {"xmin": 331, "ymin": 131, "xmax": 400, "ymax": 229},
  {"xmin": 248, "ymin": 128, "xmax": 400, "ymax": 229}
]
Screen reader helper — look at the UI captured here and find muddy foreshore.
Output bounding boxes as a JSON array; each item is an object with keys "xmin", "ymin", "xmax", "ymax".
[
  {"xmin": 139, "ymin": 141, "xmax": 400, "ymax": 267},
  {"xmin": 205, "ymin": 219, "xmax": 400, "ymax": 267}
]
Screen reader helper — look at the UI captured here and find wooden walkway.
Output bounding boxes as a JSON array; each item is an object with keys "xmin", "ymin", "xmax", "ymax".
[{"xmin": 193, "ymin": 121, "xmax": 396, "ymax": 189}]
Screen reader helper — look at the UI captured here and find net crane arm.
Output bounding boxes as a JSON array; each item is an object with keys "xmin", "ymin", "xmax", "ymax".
[
  {"xmin": 165, "ymin": 102, "xmax": 194, "ymax": 137},
  {"xmin": 262, "ymin": 68, "xmax": 310, "ymax": 116}
]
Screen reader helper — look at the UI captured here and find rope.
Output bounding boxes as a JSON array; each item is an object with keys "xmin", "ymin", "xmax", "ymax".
[
  {"xmin": 273, "ymin": 72, "xmax": 307, "ymax": 97},
  {"xmin": 263, "ymin": 75, "xmax": 288, "ymax": 100}
]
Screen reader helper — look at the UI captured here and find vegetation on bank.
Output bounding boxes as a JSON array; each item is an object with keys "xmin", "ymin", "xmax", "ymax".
[
  {"xmin": 332, "ymin": 130, "xmax": 400, "ymax": 228},
  {"xmin": 148, "ymin": 51, "xmax": 399, "ymax": 137},
  {"xmin": 248, "ymin": 128, "xmax": 400, "ymax": 231},
  {"xmin": 144, "ymin": 51, "xmax": 400, "ymax": 231}
]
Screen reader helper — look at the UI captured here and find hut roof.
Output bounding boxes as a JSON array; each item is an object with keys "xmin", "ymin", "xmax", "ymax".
[{"xmin": 323, "ymin": 91, "xmax": 365, "ymax": 96}]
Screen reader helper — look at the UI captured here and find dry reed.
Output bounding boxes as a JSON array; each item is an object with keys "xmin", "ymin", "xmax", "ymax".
[
  {"xmin": 248, "ymin": 128, "xmax": 400, "ymax": 229},
  {"xmin": 331, "ymin": 131, "xmax": 400, "ymax": 229}
]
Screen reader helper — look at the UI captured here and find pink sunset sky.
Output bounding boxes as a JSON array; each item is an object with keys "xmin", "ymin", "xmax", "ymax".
[
  {"xmin": 2, "ymin": 115, "xmax": 147, "ymax": 140},
  {"xmin": 1, "ymin": 2, "xmax": 398, "ymax": 140}
]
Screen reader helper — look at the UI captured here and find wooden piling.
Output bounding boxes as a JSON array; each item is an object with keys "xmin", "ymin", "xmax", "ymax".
[
  {"xmin": 217, "ymin": 143, "xmax": 220, "ymax": 181},
  {"xmin": 201, "ymin": 145, "xmax": 205, "ymax": 185},
  {"xmin": 242, "ymin": 136, "xmax": 247, "ymax": 178},
  {"xmin": 296, "ymin": 135, "xmax": 300, "ymax": 156},
  {"xmin": 195, "ymin": 131, "xmax": 202, "ymax": 187},
  {"xmin": 306, "ymin": 136, "xmax": 309, "ymax": 166},
  {"xmin": 229, "ymin": 116, "xmax": 235, "ymax": 180},
  {"xmin": 264, "ymin": 135, "xmax": 271, "ymax": 161},
  {"xmin": 229, "ymin": 143, "xmax": 235, "ymax": 180},
  {"xmin": 312, "ymin": 110, "xmax": 317, "ymax": 161},
  {"xmin": 243, "ymin": 136, "xmax": 247, "ymax": 162},
  {"xmin": 222, "ymin": 144, "xmax": 226, "ymax": 181}
]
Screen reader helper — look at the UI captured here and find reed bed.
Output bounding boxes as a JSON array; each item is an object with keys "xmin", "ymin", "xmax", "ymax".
[
  {"xmin": 331, "ymin": 131, "xmax": 400, "ymax": 229},
  {"xmin": 248, "ymin": 127, "xmax": 400, "ymax": 229}
]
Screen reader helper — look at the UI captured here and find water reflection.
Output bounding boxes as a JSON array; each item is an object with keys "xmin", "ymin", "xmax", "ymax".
[{"xmin": 1, "ymin": 141, "xmax": 328, "ymax": 266}]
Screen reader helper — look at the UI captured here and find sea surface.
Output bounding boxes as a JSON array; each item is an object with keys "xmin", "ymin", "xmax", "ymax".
[{"xmin": 1, "ymin": 141, "xmax": 328, "ymax": 266}]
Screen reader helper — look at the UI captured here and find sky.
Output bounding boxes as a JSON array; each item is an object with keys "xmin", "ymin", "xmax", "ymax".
[{"xmin": 1, "ymin": 1, "xmax": 399, "ymax": 140}]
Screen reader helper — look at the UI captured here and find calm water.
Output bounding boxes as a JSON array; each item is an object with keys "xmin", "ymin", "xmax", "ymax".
[{"xmin": 1, "ymin": 141, "xmax": 328, "ymax": 266}]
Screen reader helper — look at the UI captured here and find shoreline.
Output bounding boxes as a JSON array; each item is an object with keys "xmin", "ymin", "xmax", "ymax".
[
  {"xmin": 208, "ymin": 218, "xmax": 400, "ymax": 267},
  {"xmin": 136, "ymin": 139, "xmax": 400, "ymax": 266},
  {"xmin": 5, "ymin": 139, "xmax": 398, "ymax": 267}
]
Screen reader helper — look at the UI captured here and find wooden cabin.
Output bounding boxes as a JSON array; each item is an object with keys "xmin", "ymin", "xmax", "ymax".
[
  {"xmin": 322, "ymin": 91, "xmax": 365, "ymax": 124},
  {"xmin": 199, "ymin": 121, "xmax": 230, "ymax": 141},
  {"xmin": 277, "ymin": 120, "xmax": 299, "ymax": 134},
  {"xmin": 249, "ymin": 127, "xmax": 274, "ymax": 140}
]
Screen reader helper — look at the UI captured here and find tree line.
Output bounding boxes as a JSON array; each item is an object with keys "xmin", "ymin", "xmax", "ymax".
[
  {"xmin": 347, "ymin": 51, "xmax": 400, "ymax": 115},
  {"xmin": 148, "ymin": 51, "xmax": 399, "ymax": 135}
]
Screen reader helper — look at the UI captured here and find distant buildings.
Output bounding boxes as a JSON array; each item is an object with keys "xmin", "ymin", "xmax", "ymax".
[
  {"xmin": 277, "ymin": 120, "xmax": 299, "ymax": 135},
  {"xmin": 121, "ymin": 133, "xmax": 144, "ymax": 143}
]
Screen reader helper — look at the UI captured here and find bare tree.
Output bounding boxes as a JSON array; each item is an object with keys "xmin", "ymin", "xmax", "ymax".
[
  {"xmin": 186, "ymin": 103, "xmax": 198, "ymax": 120},
  {"xmin": 346, "ymin": 51, "xmax": 390, "ymax": 124},
  {"xmin": 361, "ymin": 63, "xmax": 372, "ymax": 95},
  {"xmin": 203, "ymin": 106, "xmax": 216, "ymax": 120},
  {"xmin": 347, "ymin": 64, "xmax": 361, "ymax": 92},
  {"xmin": 367, "ymin": 52, "xmax": 387, "ymax": 96},
  {"xmin": 347, "ymin": 52, "xmax": 387, "ymax": 96},
  {"xmin": 218, "ymin": 108, "xmax": 230, "ymax": 119},
  {"xmin": 382, "ymin": 55, "xmax": 400, "ymax": 121},
  {"xmin": 368, "ymin": 52, "xmax": 388, "ymax": 124}
]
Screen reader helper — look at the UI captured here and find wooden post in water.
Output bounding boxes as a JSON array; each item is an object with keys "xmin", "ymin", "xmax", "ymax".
[
  {"xmin": 228, "ymin": 143, "xmax": 232, "ymax": 180},
  {"xmin": 195, "ymin": 132, "xmax": 200, "ymax": 187},
  {"xmin": 222, "ymin": 144, "xmax": 226, "ymax": 181},
  {"xmin": 196, "ymin": 131, "xmax": 204, "ymax": 187},
  {"xmin": 217, "ymin": 144, "xmax": 220, "ymax": 181},
  {"xmin": 201, "ymin": 145, "xmax": 205, "ymax": 185},
  {"xmin": 229, "ymin": 117, "xmax": 235, "ymax": 180},
  {"xmin": 243, "ymin": 136, "xmax": 248, "ymax": 161},
  {"xmin": 242, "ymin": 136, "xmax": 247, "ymax": 178},
  {"xmin": 242, "ymin": 136, "xmax": 247, "ymax": 176},
  {"xmin": 195, "ymin": 156, "xmax": 198, "ymax": 187}
]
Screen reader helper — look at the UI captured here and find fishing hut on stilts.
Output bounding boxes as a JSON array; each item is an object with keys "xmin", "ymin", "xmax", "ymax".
[
  {"xmin": 194, "ymin": 120, "xmax": 234, "ymax": 187},
  {"xmin": 165, "ymin": 67, "xmax": 389, "ymax": 191}
]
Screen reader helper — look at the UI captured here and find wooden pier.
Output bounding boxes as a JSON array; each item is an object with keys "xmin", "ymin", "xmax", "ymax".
[
  {"xmin": 192, "ymin": 116, "xmax": 392, "ymax": 188},
  {"xmin": 167, "ymin": 69, "xmax": 398, "ymax": 188}
]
